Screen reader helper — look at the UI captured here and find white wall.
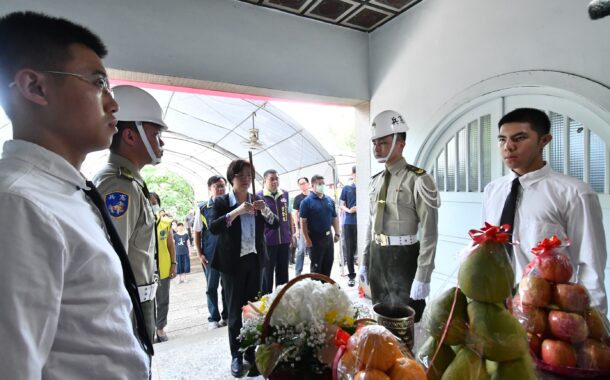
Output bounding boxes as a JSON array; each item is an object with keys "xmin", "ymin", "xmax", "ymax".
[
  {"xmin": 368, "ymin": 0, "xmax": 610, "ymax": 164},
  {"xmin": 0, "ymin": 0, "xmax": 369, "ymax": 102},
  {"xmin": 367, "ymin": 0, "xmax": 610, "ymax": 304}
]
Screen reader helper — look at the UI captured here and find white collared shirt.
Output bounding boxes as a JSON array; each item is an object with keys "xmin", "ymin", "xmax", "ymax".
[
  {"xmin": 0, "ymin": 140, "xmax": 149, "ymax": 379},
  {"xmin": 483, "ymin": 163, "xmax": 608, "ymax": 313},
  {"xmin": 229, "ymin": 191, "xmax": 257, "ymax": 257}
]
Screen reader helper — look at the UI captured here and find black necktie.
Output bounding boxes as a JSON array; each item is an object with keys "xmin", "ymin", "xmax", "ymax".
[
  {"xmin": 499, "ymin": 177, "xmax": 521, "ymax": 257},
  {"xmin": 82, "ymin": 180, "xmax": 154, "ymax": 356}
]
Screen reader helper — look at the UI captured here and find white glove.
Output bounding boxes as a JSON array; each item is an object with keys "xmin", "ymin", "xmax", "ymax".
[
  {"xmin": 358, "ymin": 266, "xmax": 368, "ymax": 285},
  {"xmin": 410, "ymin": 280, "xmax": 430, "ymax": 300}
]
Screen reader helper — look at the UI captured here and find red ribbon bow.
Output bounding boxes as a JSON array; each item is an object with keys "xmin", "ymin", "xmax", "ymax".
[
  {"xmin": 468, "ymin": 222, "xmax": 510, "ymax": 245},
  {"xmin": 530, "ymin": 235, "xmax": 562, "ymax": 256},
  {"xmin": 334, "ymin": 328, "xmax": 351, "ymax": 347}
]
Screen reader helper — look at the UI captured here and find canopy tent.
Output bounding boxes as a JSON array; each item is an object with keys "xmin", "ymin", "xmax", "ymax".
[{"xmin": 0, "ymin": 84, "xmax": 338, "ymax": 201}]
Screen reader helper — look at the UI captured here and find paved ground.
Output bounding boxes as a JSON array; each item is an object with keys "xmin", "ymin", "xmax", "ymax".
[{"xmin": 151, "ymin": 250, "xmax": 370, "ymax": 380}]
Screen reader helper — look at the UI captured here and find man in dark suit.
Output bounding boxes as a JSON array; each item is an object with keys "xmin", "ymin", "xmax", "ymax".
[{"xmin": 209, "ymin": 159, "xmax": 279, "ymax": 378}]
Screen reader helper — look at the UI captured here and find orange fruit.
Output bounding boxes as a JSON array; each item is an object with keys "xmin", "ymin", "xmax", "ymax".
[
  {"xmin": 388, "ymin": 357, "xmax": 427, "ymax": 380},
  {"xmin": 337, "ymin": 349, "xmax": 361, "ymax": 377},
  {"xmin": 354, "ymin": 369, "xmax": 390, "ymax": 380},
  {"xmin": 355, "ymin": 326, "xmax": 403, "ymax": 372}
]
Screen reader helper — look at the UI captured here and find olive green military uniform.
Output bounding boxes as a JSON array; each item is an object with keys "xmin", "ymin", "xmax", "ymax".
[
  {"xmin": 93, "ymin": 152, "xmax": 156, "ymax": 346},
  {"xmin": 363, "ymin": 157, "xmax": 439, "ymax": 320}
]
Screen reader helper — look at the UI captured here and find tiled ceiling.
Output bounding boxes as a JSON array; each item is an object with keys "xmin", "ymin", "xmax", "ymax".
[{"xmin": 239, "ymin": 0, "xmax": 422, "ymax": 32}]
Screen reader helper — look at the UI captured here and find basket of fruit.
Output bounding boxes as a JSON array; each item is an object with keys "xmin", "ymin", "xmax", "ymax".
[{"xmin": 512, "ymin": 236, "xmax": 610, "ymax": 378}]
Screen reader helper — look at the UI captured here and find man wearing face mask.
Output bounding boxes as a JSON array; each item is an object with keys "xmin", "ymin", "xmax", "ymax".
[
  {"xmin": 299, "ymin": 175, "xmax": 341, "ymax": 277},
  {"xmin": 93, "ymin": 85, "xmax": 168, "ymax": 346},
  {"xmin": 361, "ymin": 110, "xmax": 440, "ymax": 322}
]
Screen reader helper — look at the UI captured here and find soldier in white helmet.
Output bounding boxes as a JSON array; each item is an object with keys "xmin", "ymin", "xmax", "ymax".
[
  {"xmin": 360, "ymin": 110, "xmax": 440, "ymax": 321},
  {"xmin": 93, "ymin": 85, "xmax": 172, "ymax": 346}
]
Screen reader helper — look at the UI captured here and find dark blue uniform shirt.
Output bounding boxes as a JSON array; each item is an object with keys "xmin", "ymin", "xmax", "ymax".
[
  {"xmin": 339, "ymin": 183, "xmax": 357, "ymax": 225},
  {"xmin": 299, "ymin": 192, "xmax": 337, "ymax": 234}
]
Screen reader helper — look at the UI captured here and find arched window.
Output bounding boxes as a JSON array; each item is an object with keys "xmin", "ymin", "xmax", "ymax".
[{"xmin": 427, "ymin": 96, "xmax": 610, "ymax": 194}]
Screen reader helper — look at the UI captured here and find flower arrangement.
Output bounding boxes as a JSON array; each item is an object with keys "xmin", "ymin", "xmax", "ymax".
[{"xmin": 240, "ymin": 275, "xmax": 372, "ymax": 379}]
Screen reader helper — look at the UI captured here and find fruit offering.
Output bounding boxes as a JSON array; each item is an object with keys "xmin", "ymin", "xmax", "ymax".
[
  {"xmin": 513, "ymin": 235, "xmax": 610, "ymax": 375},
  {"xmin": 417, "ymin": 223, "xmax": 536, "ymax": 380},
  {"xmin": 337, "ymin": 325, "xmax": 426, "ymax": 380}
]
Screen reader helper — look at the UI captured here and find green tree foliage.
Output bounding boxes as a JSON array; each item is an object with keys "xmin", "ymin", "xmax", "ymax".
[{"xmin": 141, "ymin": 167, "xmax": 194, "ymax": 220}]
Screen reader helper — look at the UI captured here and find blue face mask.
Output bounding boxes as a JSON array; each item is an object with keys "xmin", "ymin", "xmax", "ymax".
[{"xmin": 316, "ymin": 184, "xmax": 325, "ymax": 194}]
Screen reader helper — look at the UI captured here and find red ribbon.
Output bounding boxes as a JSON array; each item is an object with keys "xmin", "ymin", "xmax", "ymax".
[
  {"xmin": 468, "ymin": 222, "xmax": 510, "ymax": 244},
  {"xmin": 530, "ymin": 235, "xmax": 562, "ymax": 256},
  {"xmin": 334, "ymin": 328, "xmax": 350, "ymax": 347}
]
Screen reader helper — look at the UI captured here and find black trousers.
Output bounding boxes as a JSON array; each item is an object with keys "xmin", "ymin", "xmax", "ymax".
[
  {"xmin": 220, "ymin": 253, "xmax": 260, "ymax": 358},
  {"xmin": 369, "ymin": 241, "xmax": 426, "ymax": 322},
  {"xmin": 343, "ymin": 224, "xmax": 357, "ymax": 279},
  {"xmin": 307, "ymin": 232, "xmax": 334, "ymax": 277},
  {"xmin": 262, "ymin": 243, "xmax": 290, "ymax": 294}
]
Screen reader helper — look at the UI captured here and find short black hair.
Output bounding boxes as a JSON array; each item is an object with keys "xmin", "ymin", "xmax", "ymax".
[
  {"xmin": 207, "ymin": 175, "xmax": 226, "ymax": 188},
  {"xmin": 297, "ymin": 177, "xmax": 309, "ymax": 184},
  {"xmin": 351, "ymin": 165, "xmax": 356, "ymax": 174},
  {"xmin": 226, "ymin": 159, "xmax": 253, "ymax": 186},
  {"xmin": 177, "ymin": 222, "xmax": 184, "ymax": 227},
  {"xmin": 498, "ymin": 108, "xmax": 551, "ymax": 137},
  {"xmin": 149, "ymin": 191, "xmax": 161, "ymax": 207},
  {"xmin": 0, "ymin": 11, "xmax": 107, "ymax": 115},
  {"xmin": 109, "ymin": 121, "xmax": 137, "ymax": 151},
  {"xmin": 264, "ymin": 169, "xmax": 278, "ymax": 178},
  {"xmin": 396, "ymin": 132, "xmax": 406, "ymax": 142},
  {"xmin": 311, "ymin": 174, "xmax": 324, "ymax": 184}
]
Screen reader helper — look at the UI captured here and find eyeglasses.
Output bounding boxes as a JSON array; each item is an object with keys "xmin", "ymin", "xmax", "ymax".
[{"xmin": 8, "ymin": 70, "xmax": 112, "ymax": 95}]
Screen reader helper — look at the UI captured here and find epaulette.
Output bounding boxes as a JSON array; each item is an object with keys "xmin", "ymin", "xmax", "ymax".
[
  {"xmin": 371, "ymin": 170, "xmax": 384, "ymax": 179},
  {"xmin": 118, "ymin": 167, "xmax": 135, "ymax": 181},
  {"xmin": 406, "ymin": 164, "xmax": 426, "ymax": 176}
]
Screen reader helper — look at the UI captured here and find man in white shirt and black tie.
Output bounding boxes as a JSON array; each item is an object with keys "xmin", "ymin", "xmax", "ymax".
[{"xmin": 482, "ymin": 107, "xmax": 607, "ymax": 313}]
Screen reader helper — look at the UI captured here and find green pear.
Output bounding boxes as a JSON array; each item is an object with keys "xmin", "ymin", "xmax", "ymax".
[
  {"xmin": 492, "ymin": 355, "xmax": 537, "ymax": 380},
  {"xmin": 468, "ymin": 301, "xmax": 528, "ymax": 362},
  {"xmin": 423, "ymin": 287, "xmax": 469, "ymax": 345},
  {"xmin": 459, "ymin": 242, "xmax": 514, "ymax": 303},
  {"xmin": 417, "ymin": 336, "xmax": 456, "ymax": 380},
  {"xmin": 441, "ymin": 347, "xmax": 490, "ymax": 380}
]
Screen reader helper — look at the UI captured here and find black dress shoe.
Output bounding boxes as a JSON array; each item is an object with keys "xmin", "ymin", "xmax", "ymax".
[
  {"xmin": 231, "ymin": 357, "xmax": 244, "ymax": 378},
  {"xmin": 348, "ymin": 278, "xmax": 356, "ymax": 287}
]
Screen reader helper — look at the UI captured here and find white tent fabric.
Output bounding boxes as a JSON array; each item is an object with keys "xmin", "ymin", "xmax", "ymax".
[{"xmin": 1, "ymin": 86, "xmax": 337, "ymax": 201}]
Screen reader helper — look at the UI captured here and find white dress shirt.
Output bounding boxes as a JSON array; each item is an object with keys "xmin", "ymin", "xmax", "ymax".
[
  {"xmin": 0, "ymin": 140, "xmax": 149, "ymax": 379},
  {"xmin": 483, "ymin": 163, "xmax": 607, "ymax": 313}
]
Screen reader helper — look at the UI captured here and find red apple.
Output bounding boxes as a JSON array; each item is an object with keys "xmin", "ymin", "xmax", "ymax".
[
  {"xmin": 522, "ymin": 308, "xmax": 547, "ymax": 335},
  {"xmin": 512, "ymin": 293, "xmax": 534, "ymax": 315},
  {"xmin": 548, "ymin": 310, "xmax": 588, "ymax": 344},
  {"xmin": 541, "ymin": 339, "xmax": 577, "ymax": 367},
  {"xmin": 536, "ymin": 253, "xmax": 573, "ymax": 283},
  {"xmin": 577, "ymin": 339, "xmax": 610, "ymax": 370},
  {"xmin": 519, "ymin": 276, "xmax": 551, "ymax": 307},
  {"xmin": 585, "ymin": 308, "xmax": 610, "ymax": 342},
  {"xmin": 528, "ymin": 332, "xmax": 542, "ymax": 358},
  {"xmin": 553, "ymin": 283, "xmax": 590, "ymax": 313}
]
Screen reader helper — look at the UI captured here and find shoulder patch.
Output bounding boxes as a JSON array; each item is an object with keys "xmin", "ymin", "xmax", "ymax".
[
  {"xmin": 105, "ymin": 192, "xmax": 129, "ymax": 217},
  {"xmin": 371, "ymin": 170, "xmax": 384, "ymax": 179},
  {"xmin": 118, "ymin": 167, "xmax": 135, "ymax": 181},
  {"xmin": 406, "ymin": 164, "xmax": 426, "ymax": 176}
]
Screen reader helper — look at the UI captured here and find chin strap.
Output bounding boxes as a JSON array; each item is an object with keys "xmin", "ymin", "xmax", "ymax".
[
  {"xmin": 376, "ymin": 134, "xmax": 398, "ymax": 163},
  {"xmin": 135, "ymin": 121, "xmax": 161, "ymax": 165}
]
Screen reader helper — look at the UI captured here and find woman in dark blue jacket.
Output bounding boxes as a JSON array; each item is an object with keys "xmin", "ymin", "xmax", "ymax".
[{"xmin": 209, "ymin": 159, "xmax": 278, "ymax": 378}]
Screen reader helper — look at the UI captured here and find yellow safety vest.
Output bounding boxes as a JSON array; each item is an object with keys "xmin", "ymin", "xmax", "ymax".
[{"xmin": 156, "ymin": 216, "xmax": 173, "ymax": 279}]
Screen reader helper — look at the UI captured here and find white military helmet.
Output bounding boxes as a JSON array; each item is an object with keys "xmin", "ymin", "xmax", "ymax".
[
  {"xmin": 370, "ymin": 110, "xmax": 409, "ymax": 141},
  {"xmin": 113, "ymin": 85, "xmax": 168, "ymax": 131}
]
